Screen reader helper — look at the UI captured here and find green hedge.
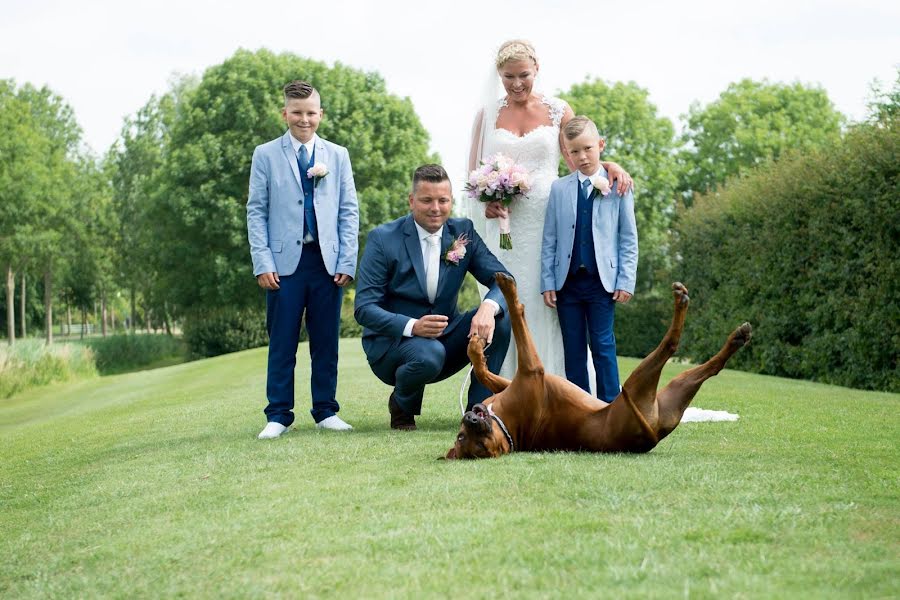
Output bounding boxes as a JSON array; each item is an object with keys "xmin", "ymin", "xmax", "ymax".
[
  {"xmin": 183, "ymin": 308, "xmax": 269, "ymax": 358},
  {"xmin": 614, "ymin": 293, "xmax": 671, "ymax": 358},
  {"xmin": 184, "ymin": 296, "xmax": 362, "ymax": 359},
  {"xmin": 86, "ymin": 334, "xmax": 186, "ymax": 375},
  {"xmin": 672, "ymin": 119, "xmax": 899, "ymax": 392}
]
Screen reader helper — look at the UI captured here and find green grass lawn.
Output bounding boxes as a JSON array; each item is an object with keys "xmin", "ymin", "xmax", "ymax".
[{"xmin": 1, "ymin": 340, "xmax": 897, "ymax": 599}]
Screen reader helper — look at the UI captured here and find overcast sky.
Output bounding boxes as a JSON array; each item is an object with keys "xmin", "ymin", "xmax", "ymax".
[{"xmin": 3, "ymin": 0, "xmax": 898, "ymax": 185}]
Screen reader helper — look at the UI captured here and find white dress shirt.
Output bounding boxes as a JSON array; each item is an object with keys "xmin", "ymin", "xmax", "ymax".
[
  {"xmin": 289, "ymin": 133, "xmax": 317, "ymax": 161},
  {"xmin": 403, "ymin": 221, "xmax": 500, "ymax": 337}
]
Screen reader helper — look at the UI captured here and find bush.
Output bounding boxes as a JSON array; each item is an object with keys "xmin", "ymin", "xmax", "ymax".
[
  {"xmin": 86, "ymin": 334, "xmax": 186, "ymax": 375},
  {"xmin": 0, "ymin": 340, "xmax": 98, "ymax": 399},
  {"xmin": 672, "ymin": 118, "xmax": 899, "ymax": 392},
  {"xmin": 614, "ymin": 293, "xmax": 671, "ymax": 358},
  {"xmin": 183, "ymin": 308, "xmax": 269, "ymax": 358},
  {"xmin": 340, "ymin": 288, "xmax": 362, "ymax": 339}
]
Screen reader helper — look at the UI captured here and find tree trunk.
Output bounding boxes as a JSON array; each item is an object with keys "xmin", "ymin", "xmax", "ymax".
[
  {"xmin": 66, "ymin": 303, "xmax": 72, "ymax": 337},
  {"xmin": 80, "ymin": 307, "xmax": 86, "ymax": 340},
  {"xmin": 130, "ymin": 287, "xmax": 136, "ymax": 334},
  {"xmin": 5, "ymin": 263, "xmax": 14, "ymax": 346},
  {"xmin": 101, "ymin": 293, "xmax": 108, "ymax": 337},
  {"xmin": 163, "ymin": 302, "xmax": 172, "ymax": 336},
  {"xmin": 44, "ymin": 268, "xmax": 53, "ymax": 344},
  {"xmin": 20, "ymin": 272, "xmax": 26, "ymax": 339}
]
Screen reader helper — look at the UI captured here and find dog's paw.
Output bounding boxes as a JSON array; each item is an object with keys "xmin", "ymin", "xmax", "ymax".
[
  {"xmin": 731, "ymin": 322, "xmax": 752, "ymax": 347},
  {"xmin": 467, "ymin": 334, "xmax": 487, "ymax": 359},
  {"xmin": 672, "ymin": 282, "xmax": 690, "ymax": 306}
]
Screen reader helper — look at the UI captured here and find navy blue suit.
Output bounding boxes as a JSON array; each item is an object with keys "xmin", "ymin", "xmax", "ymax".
[{"xmin": 354, "ymin": 215, "xmax": 511, "ymax": 414}]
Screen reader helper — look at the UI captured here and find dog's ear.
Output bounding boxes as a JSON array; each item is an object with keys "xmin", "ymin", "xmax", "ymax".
[{"xmin": 443, "ymin": 446, "xmax": 459, "ymax": 460}]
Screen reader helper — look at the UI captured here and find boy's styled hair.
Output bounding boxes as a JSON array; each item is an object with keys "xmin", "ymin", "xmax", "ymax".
[
  {"xmin": 563, "ymin": 115, "xmax": 602, "ymax": 141},
  {"xmin": 283, "ymin": 80, "xmax": 318, "ymax": 102}
]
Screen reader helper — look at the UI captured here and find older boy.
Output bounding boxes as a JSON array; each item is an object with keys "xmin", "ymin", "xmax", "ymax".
[
  {"xmin": 540, "ymin": 116, "xmax": 638, "ymax": 402},
  {"xmin": 247, "ymin": 80, "xmax": 359, "ymax": 438}
]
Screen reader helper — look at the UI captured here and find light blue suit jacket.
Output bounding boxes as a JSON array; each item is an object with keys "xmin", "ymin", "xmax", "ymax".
[
  {"xmin": 540, "ymin": 167, "xmax": 638, "ymax": 294},
  {"xmin": 247, "ymin": 131, "xmax": 359, "ymax": 277}
]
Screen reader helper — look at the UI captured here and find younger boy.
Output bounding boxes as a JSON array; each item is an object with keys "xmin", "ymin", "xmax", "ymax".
[
  {"xmin": 540, "ymin": 116, "xmax": 638, "ymax": 401},
  {"xmin": 247, "ymin": 80, "xmax": 359, "ymax": 438}
]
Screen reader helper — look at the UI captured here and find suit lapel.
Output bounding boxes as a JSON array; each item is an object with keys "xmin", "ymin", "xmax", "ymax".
[
  {"xmin": 313, "ymin": 137, "xmax": 329, "ymax": 184},
  {"xmin": 281, "ymin": 132, "xmax": 302, "ymax": 189},
  {"xmin": 403, "ymin": 216, "xmax": 428, "ymax": 299},
  {"xmin": 567, "ymin": 173, "xmax": 579, "ymax": 224}
]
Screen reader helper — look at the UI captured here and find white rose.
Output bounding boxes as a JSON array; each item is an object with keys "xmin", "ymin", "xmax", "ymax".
[
  {"xmin": 590, "ymin": 174, "xmax": 611, "ymax": 196},
  {"xmin": 307, "ymin": 162, "xmax": 328, "ymax": 178}
]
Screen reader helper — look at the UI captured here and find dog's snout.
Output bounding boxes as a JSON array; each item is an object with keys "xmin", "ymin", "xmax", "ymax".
[{"xmin": 464, "ymin": 412, "xmax": 480, "ymax": 426}]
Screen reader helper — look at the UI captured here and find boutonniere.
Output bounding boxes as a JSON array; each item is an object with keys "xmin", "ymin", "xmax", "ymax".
[
  {"xmin": 443, "ymin": 233, "xmax": 470, "ymax": 265},
  {"xmin": 307, "ymin": 162, "xmax": 328, "ymax": 187},
  {"xmin": 589, "ymin": 174, "xmax": 611, "ymax": 197}
]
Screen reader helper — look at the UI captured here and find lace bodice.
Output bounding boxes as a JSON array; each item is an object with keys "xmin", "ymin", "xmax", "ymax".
[{"xmin": 491, "ymin": 96, "xmax": 565, "ymax": 180}]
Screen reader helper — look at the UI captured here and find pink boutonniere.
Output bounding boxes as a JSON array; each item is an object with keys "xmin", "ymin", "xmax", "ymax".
[{"xmin": 443, "ymin": 233, "xmax": 470, "ymax": 265}]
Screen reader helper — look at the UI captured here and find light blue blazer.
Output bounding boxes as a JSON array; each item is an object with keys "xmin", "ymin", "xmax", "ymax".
[
  {"xmin": 540, "ymin": 168, "xmax": 638, "ymax": 295},
  {"xmin": 247, "ymin": 131, "xmax": 359, "ymax": 278}
]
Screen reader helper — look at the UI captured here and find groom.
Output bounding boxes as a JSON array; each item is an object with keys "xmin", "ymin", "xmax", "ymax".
[{"xmin": 354, "ymin": 165, "xmax": 512, "ymax": 430}]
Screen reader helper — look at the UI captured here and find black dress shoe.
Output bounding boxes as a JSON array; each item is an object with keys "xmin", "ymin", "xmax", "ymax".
[{"xmin": 388, "ymin": 393, "xmax": 416, "ymax": 431}]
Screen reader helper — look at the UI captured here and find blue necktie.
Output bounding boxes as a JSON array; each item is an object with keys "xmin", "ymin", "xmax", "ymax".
[
  {"xmin": 581, "ymin": 178, "xmax": 592, "ymax": 200},
  {"xmin": 298, "ymin": 144, "xmax": 310, "ymax": 175}
]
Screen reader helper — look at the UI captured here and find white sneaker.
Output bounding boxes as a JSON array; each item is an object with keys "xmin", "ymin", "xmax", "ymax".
[
  {"xmin": 315, "ymin": 415, "xmax": 353, "ymax": 431},
  {"xmin": 258, "ymin": 422, "xmax": 288, "ymax": 439}
]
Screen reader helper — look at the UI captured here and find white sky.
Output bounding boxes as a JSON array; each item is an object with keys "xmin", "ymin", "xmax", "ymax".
[{"xmin": 2, "ymin": 0, "xmax": 898, "ymax": 186}]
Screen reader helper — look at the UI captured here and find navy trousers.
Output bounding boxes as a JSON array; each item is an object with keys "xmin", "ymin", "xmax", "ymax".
[
  {"xmin": 265, "ymin": 243, "xmax": 342, "ymax": 426},
  {"xmin": 556, "ymin": 269, "xmax": 620, "ymax": 402},
  {"xmin": 368, "ymin": 308, "xmax": 511, "ymax": 415}
]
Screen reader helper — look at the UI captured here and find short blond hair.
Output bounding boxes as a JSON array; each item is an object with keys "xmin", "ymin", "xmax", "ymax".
[
  {"xmin": 563, "ymin": 115, "xmax": 601, "ymax": 141},
  {"xmin": 495, "ymin": 39, "xmax": 538, "ymax": 69}
]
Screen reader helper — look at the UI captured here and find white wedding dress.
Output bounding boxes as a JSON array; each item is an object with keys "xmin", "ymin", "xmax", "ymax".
[{"xmin": 478, "ymin": 96, "xmax": 569, "ymax": 380}]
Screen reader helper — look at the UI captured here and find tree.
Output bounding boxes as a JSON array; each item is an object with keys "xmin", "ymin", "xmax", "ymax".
[
  {"xmin": 561, "ymin": 79, "xmax": 679, "ymax": 293},
  {"xmin": 107, "ymin": 87, "xmax": 185, "ymax": 333},
  {"xmin": 15, "ymin": 84, "xmax": 83, "ymax": 343},
  {"xmin": 678, "ymin": 79, "xmax": 844, "ymax": 199},
  {"xmin": 866, "ymin": 69, "xmax": 900, "ymax": 124},
  {"xmin": 0, "ymin": 81, "xmax": 78, "ymax": 344},
  {"xmin": 149, "ymin": 48, "xmax": 435, "ymax": 320}
]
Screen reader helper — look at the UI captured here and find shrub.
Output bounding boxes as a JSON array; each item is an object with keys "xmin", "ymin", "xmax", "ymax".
[
  {"xmin": 672, "ymin": 118, "xmax": 899, "ymax": 391},
  {"xmin": 614, "ymin": 293, "xmax": 671, "ymax": 358},
  {"xmin": 0, "ymin": 340, "xmax": 98, "ymax": 399},
  {"xmin": 86, "ymin": 334, "xmax": 186, "ymax": 375},
  {"xmin": 183, "ymin": 308, "xmax": 269, "ymax": 358}
]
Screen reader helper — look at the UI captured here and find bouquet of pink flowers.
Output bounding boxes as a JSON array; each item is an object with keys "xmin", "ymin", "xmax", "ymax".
[{"xmin": 464, "ymin": 152, "xmax": 531, "ymax": 249}]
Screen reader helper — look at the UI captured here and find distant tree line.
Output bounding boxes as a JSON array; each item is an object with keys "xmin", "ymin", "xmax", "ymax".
[{"xmin": 1, "ymin": 49, "xmax": 895, "ymax": 390}]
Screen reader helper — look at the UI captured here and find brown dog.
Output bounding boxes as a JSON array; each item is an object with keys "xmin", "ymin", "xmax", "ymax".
[{"xmin": 445, "ymin": 273, "xmax": 752, "ymax": 459}]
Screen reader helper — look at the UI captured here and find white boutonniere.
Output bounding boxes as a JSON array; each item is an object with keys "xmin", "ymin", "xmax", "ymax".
[
  {"xmin": 590, "ymin": 174, "xmax": 611, "ymax": 197},
  {"xmin": 307, "ymin": 162, "xmax": 328, "ymax": 187}
]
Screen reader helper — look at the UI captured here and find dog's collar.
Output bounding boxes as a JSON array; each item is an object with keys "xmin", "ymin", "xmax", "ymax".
[{"xmin": 487, "ymin": 405, "xmax": 514, "ymax": 453}]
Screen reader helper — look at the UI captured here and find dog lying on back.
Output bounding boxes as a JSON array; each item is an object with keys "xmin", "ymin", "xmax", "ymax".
[{"xmin": 446, "ymin": 274, "xmax": 751, "ymax": 459}]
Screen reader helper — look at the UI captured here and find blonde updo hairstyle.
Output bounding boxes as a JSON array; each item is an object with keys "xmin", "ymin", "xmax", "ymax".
[{"xmin": 495, "ymin": 39, "xmax": 539, "ymax": 70}]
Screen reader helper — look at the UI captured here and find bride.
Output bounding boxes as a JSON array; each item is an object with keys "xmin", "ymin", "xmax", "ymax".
[{"xmin": 468, "ymin": 39, "xmax": 633, "ymax": 381}]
